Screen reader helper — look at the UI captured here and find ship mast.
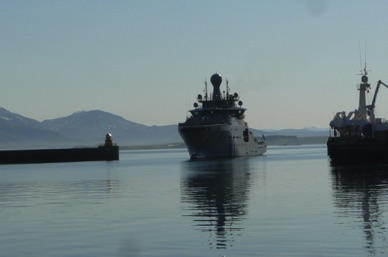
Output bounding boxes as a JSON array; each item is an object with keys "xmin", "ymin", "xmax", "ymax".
[
  {"xmin": 204, "ymin": 79, "xmax": 208, "ymax": 101},
  {"xmin": 355, "ymin": 63, "xmax": 370, "ymax": 120},
  {"xmin": 226, "ymin": 79, "xmax": 230, "ymax": 98}
]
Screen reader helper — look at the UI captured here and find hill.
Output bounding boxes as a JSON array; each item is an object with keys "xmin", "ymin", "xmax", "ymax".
[
  {"xmin": 43, "ymin": 110, "xmax": 181, "ymax": 146},
  {"xmin": 0, "ymin": 108, "xmax": 72, "ymax": 149},
  {"xmin": 0, "ymin": 107, "xmax": 328, "ymax": 149}
]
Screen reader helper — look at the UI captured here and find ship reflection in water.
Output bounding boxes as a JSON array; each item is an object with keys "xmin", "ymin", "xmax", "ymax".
[
  {"xmin": 331, "ymin": 165, "xmax": 388, "ymax": 256},
  {"xmin": 180, "ymin": 159, "xmax": 253, "ymax": 249}
]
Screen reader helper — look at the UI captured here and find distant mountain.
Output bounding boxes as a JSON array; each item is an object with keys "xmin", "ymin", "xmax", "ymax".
[
  {"xmin": 41, "ymin": 110, "xmax": 181, "ymax": 146},
  {"xmin": 0, "ymin": 107, "xmax": 328, "ymax": 149},
  {"xmin": 0, "ymin": 108, "xmax": 72, "ymax": 149},
  {"xmin": 0, "ymin": 108, "xmax": 182, "ymax": 149}
]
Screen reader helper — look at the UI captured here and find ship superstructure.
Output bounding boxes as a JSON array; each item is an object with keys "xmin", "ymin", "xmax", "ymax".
[{"xmin": 178, "ymin": 73, "xmax": 266, "ymax": 159}]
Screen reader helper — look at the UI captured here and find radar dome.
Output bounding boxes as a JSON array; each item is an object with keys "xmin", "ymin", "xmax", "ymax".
[
  {"xmin": 210, "ymin": 73, "xmax": 222, "ymax": 88},
  {"xmin": 361, "ymin": 75, "xmax": 368, "ymax": 83},
  {"xmin": 210, "ymin": 73, "xmax": 222, "ymax": 100}
]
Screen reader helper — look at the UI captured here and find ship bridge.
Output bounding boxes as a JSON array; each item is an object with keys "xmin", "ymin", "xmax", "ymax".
[{"xmin": 190, "ymin": 73, "xmax": 246, "ymax": 119}]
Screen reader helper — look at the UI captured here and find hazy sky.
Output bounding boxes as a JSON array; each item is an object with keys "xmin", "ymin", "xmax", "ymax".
[{"xmin": 1, "ymin": 0, "xmax": 388, "ymax": 129}]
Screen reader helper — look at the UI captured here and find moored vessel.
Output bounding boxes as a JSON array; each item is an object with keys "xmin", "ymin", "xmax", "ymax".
[
  {"xmin": 178, "ymin": 73, "xmax": 267, "ymax": 159},
  {"xmin": 328, "ymin": 66, "xmax": 388, "ymax": 163}
]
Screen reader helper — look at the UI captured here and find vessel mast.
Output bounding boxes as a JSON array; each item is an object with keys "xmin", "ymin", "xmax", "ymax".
[
  {"xmin": 204, "ymin": 79, "xmax": 208, "ymax": 101},
  {"xmin": 226, "ymin": 79, "xmax": 229, "ymax": 98},
  {"xmin": 355, "ymin": 64, "xmax": 370, "ymax": 120}
]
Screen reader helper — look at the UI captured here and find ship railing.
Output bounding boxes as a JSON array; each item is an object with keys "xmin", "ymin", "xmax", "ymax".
[
  {"xmin": 200, "ymin": 92, "xmax": 239, "ymax": 102},
  {"xmin": 183, "ymin": 116, "xmax": 230, "ymax": 126},
  {"xmin": 375, "ymin": 118, "xmax": 387, "ymax": 124}
]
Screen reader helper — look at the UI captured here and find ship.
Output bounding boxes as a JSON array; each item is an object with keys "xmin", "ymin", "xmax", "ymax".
[
  {"xmin": 178, "ymin": 73, "xmax": 267, "ymax": 159},
  {"xmin": 0, "ymin": 133, "xmax": 119, "ymax": 164},
  {"xmin": 328, "ymin": 65, "xmax": 388, "ymax": 163}
]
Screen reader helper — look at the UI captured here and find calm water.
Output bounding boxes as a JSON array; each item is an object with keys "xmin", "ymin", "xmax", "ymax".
[{"xmin": 1, "ymin": 145, "xmax": 388, "ymax": 257}]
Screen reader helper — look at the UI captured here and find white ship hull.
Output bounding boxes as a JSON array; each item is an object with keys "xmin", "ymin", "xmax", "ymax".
[{"xmin": 179, "ymin": 120, "xmax": 266, "ymax": 159}]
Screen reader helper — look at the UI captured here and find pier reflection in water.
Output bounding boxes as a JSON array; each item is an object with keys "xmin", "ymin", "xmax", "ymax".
[
  {"xmin": 331, "ymin": 164, "xmax": 388, "ymax": 256},
  {"xmin": 180, "ymin": 158, "xmax": 253, "ymax": 249}
]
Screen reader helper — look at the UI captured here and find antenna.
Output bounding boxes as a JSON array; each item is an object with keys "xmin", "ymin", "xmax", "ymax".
[
  {"xmin": 204, "ymin": 78, "xmax": 208, "ymax": 100},
  {"xmin": 358, "ymin": 41, "xmax": 370, "ymax": 76},
  {"xmin": 226, "ymin": 78, "xmax": 229, "ymax": 97},
  {"xmin": 359, "ymin": 41, "xmax": 363, "ymax": 74},
  {"xmin": 363, "ymin": 40, "xmax": 367, "ymax": 75}
]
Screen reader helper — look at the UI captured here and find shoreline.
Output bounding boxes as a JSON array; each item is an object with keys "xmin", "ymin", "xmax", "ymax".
[{"xmin": 120, "ymin": 136, "xmax": 329, "ymax": 150}]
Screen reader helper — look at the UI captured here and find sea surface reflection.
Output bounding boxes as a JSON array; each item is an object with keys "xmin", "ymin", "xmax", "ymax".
[
  {"xmin": 331, "ymin": 164, "xmax": 388, "ymax": 256},
  {"xmin": 180, "ymin": 158, "xmax": 253, "ymax": 249},
  {"xmin": 4, "ymin": 147, "xmax": 388, "ymax": 256}
]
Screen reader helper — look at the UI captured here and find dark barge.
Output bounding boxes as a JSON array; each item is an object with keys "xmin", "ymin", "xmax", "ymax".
[
  {"xmin": 327, "ymin": 137, "xmax": 388, "ymax": 164},
  {"xmin": 0, "ymin": 133, "xmax": 119, "ymax": 164}
]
